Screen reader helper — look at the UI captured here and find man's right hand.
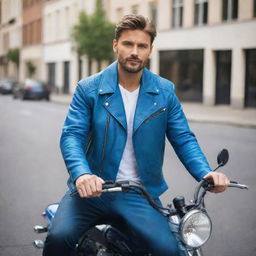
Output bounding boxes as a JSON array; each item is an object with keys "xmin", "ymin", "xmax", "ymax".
[{"xmin": 75, "ymin": 174, "xmax": 105, "ymax": 198}]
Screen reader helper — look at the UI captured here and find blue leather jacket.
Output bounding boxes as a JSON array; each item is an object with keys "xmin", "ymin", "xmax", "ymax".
[{"xmin": 60, "ymin": 61, "xmax": 211, "ymax": 198}]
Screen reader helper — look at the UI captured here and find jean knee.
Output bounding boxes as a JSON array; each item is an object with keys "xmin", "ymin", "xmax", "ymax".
[
  {"xmin": 43, "ymin": 227, "xmax": 78, "ymax": 256},
  {"xmin": 152, "ymin": 246, "xmax": 180, "ymax": 256},
  {"xmin": 151, "ymin": 237, "xmax": 180, "ymax": 256}
]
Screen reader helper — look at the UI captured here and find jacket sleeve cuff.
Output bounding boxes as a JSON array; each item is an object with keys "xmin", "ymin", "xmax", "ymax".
[
  {"xmin": 69, "ymin": 168, "xmax": 93, "ymax": 185},
  {"xmin": 195, "ymin": 169, "xmax": 212, "ymax": 182}
]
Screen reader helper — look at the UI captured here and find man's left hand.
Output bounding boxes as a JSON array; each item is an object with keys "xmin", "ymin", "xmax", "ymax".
[{"xmin": 203, "ymin": 172, "xmax": 229, "ymax": 193}]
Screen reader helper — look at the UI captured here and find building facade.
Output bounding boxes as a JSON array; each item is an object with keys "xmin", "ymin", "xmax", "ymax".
[
  {"xmin": 0, "ymin": 0, "xmax": 255, "ymax": 108},
  {"xmin": 0, "ymin": 0, "xmax": 22, "ymax": 79},
  {"xmin": 43, "ymin": 0, "xmax": 92, "ymax": 94},
  {"xmin": 43, "ymin": 0, "xmax": 111, "ymax": 94},
  {"xmin": 19, "ymin": 0, "xmax": 44, "ymax": 81},
  {"xmin": 109, "ymin": 0, "xmax": 256, "ymax": 108}
]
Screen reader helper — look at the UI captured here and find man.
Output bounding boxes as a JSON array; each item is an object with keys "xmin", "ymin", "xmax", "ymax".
[{"xmin": 43, "ymin": 14, "xmax": 229, "ymax": 256}]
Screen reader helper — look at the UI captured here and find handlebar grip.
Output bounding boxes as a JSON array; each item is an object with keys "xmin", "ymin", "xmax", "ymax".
[
  {"xmin": 102, "ymin": 180, "xmax": 117, "ymax": 190},
  {"xmin": 102, "ymin": 184, "xmax": 116, "ymax": 189},
  {"xmin": 229, "ymin": 181, "xmax": 248, "ymax": 189},
  {"xmin": 228, "ymin": 183, "xmax": 248, "ymax": 189},
  {"xmin": 102, "ymin": 187, "xmax": 123, "ymax": 193}
]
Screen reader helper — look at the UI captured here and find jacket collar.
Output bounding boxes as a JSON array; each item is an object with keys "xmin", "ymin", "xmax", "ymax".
[
  {"xmin": 98, "ymin": 61, "xmax": 160, "ymax": 95},
  {"xmin": 99, "ymin": 61, "xmax": 162, "ymax": 132},
  {"xmin": 98, "ymin": 61, "xmax": 118, "ymax": 95}
]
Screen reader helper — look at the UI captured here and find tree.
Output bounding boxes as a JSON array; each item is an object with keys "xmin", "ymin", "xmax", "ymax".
[
  {"xmin": 26, "ymin": 61, "xmax": 36, "ymax": 77},
  {"xmin": 72, "ymin": 0, "xmax": 115, "ymax": 74},
  {"xmin": 6, "ymin": 48, "xmax": 20, "ymax": 78}
]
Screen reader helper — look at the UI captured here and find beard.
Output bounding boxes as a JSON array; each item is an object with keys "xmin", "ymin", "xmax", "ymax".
[{"xmin": 117, "ymin": 55, "xmax": 147, "ymax": 73}]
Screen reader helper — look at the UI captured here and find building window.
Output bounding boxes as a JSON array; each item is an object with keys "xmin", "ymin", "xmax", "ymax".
[
  {"xmin": 254, "ymin": 0, "xmax": 256, "ymax": 17},
  {"xmin": 48, "ymin": 62, "xmax": 56, "ymax": 90},
  {"xmin": 149, "ymin": 2, "xmax": 157, "ymax": 27},
  {"xmin": 0, "ymin": 1, "xmax": 2, "ymax": 24},
  {"xmin": 194, "ymin": 0, "xmax": 208, "ymax": 26},
  {"xmin": 31, "ymin": 21, "xmax": 34, "ymax": 44},
  {"xmin": 215, "ymin": 51, "xmax": 231, "ymax": 105},
  {"xmin": 116, "ymin": 8, "xmax": 123, "ymax": 22},
  {"xmin": 222, "ymin": 0, "xmax": 238, "ymax": 21},
  {"xmin": 3, "ymin": 32, "xmax": 9, "ymax": 51},
  {"xmin": 65, "ymin": 7, "xmax": 70, "ymax": 37},
  {"xmin": 63, "ymin": 61, "xmax": 70, "ymax": 94},
  {"xmin": 23, "ymin": 25, "xmax": 26, "ymax": 45},
  {"xmin": 160, "ymin": 50, "xmax": 204, "ymax": 102},
  {"xmin": 131, "ymin": 5, "xmax": 139, "ymax": 14},
  {"xmin": 172, "ymin": 0, "xmax": 183, "ymax": 28},
  {"xmin": 36, "ymin": 19, "xmax": 41, "ymax": 43},
  {"xmin": 28, "ymin": 23, "xmax": 32, "ymax": 45},
  {"xmin": 56, "ymin": 10, "xmax": 60, "ymax": 39},
  {"xmin": 26, "ymin": 0, "xmax": 31, "ymax": 8},
  {"xmin": 245, "ymin": 49, "xmax": 256, "ymax": 107},
  {"xmin": 23, "ymin": 0, "xmax": 28, "ymax": 9}
]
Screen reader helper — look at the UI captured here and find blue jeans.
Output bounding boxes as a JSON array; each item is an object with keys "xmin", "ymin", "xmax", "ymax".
[{"xmin": 43, "ymin": 191, "xmax": 181, "ymax": 256}]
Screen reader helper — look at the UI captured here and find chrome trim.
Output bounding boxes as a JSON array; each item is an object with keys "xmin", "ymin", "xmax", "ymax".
[
  {"xmin": 34, "ymin": 225, "xmax": 48, "ymax": 233},
  {"xmin": 195, "ymin": 248, "xmax": 204, "ymax": 256},
  {"xmin": 102, "ymin": 187, "xmax": 122, "ymax": 193},
  {"xmin": 95, "ymin": 224, "xmax": 109, "ymax": 231},
  {"xmin": 169, "ymin": 215, "xmax": 180, "ymax": 225},
  {"xmin": 34, "ymin": 239, "xmax": 44, "ymax": 249}
]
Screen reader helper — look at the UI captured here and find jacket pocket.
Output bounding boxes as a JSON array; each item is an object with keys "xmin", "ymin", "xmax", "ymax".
[
  {"xmin": 99, "ymin": 112, "xmax": 110, "ymax": 177},
  {"xmin": 143, "ymin": 107, "xmax": 167, "ymax": 124}
]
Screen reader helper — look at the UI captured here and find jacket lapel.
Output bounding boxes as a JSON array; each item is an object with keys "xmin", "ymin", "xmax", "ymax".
[
  {"xmin": 103, "ymin": 88, "xmax": 127, "ymax": 130},
  {"xmin": 133, "ymin": 69, "xmax": 161, "ymax": 134},
  {"xmin": 98, "ymin": 62, "xmax": 162, "ymax": 133},
  {"xmin": 99, "ymin": 62, "xmax": 127, "ymax": 131}
]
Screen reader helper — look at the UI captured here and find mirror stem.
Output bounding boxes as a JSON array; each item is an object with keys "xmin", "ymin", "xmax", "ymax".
[{"xmin": 212, "ymin": 164, "xmax": 222, "ymax": 172}]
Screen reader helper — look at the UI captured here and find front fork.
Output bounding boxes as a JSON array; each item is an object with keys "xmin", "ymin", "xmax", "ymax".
[{"xmin": 186, "ymin": 248, "xmax": 203, "ymax": 256}]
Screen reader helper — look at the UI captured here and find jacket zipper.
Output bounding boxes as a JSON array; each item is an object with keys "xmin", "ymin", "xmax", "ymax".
[
  {"xmin": 99, "ymin": 112, "xmax": 110, "ymax": 177},
  {"xmin": 143, "ymin": 107, "xmax": 166, "ymax": 124},
  {"xmin": 84, "ymin": 133, "xmax": 92, "ymax": 155}
]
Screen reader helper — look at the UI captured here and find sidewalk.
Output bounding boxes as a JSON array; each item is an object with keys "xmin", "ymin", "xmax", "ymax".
[{"xmin": 51, "ymin": 93, "xmax": 256, "ymax": 129}]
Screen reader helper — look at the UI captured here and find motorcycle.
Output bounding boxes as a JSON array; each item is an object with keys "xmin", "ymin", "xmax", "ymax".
[{"xmin": 33, "ymin": 149, "xmax": 248, "ymax": 255}]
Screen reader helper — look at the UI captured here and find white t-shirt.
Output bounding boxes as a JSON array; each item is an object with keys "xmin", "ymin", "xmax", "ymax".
[{"xmin": 116, "ymin": 84, "xmax": 140, "ymax": 183}]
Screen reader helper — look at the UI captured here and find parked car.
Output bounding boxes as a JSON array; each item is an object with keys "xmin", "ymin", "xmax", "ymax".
[
  {"xmin": 0, "ymin": 78, "xmax": 18, "ymax": 94},
  {"xmin": 13, "ymin": 79, "xmax": 51, "ymax": 101}
]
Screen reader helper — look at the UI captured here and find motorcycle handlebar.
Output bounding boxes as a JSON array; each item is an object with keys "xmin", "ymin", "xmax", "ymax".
[
  {"xmin": 71, "ymin": 180, "xmax": 248, "ymax": 214},
  {"xmin": 102, "ymin": 181, "xmax": 171, "ymax": 216},
  {"xmin": 193, "ymin": 179, "xmax": 248, "ymax": 204},
  {"xmin": 228, "ymin": 181, "xmax": 248, "ymax": 189}
]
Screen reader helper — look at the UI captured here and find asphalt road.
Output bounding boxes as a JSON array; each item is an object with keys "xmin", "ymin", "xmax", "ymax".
[{"xmin": 0, "ymin": 94, "xmax": 255, "ymax": 256}]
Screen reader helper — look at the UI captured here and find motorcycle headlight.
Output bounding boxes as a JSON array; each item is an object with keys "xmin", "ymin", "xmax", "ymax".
[{"xmin": 180, "ymin": 209, "xmax": 212, "ymax": 248}]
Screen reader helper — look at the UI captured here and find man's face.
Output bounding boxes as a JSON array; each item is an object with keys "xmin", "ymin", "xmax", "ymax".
[{"xmin": 113, "ymin": 29, "xmax": 153, "ymax": 73}]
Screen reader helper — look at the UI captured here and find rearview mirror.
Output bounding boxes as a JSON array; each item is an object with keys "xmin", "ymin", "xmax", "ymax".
[{"xmin": 217, "ymin": 149, "xmax": 229, "ymax": 167}]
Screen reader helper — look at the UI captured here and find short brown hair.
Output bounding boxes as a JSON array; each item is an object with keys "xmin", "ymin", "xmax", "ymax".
[{"xmin": 115, "ymin": 14, "xmax": 156, "ymax": 44}]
